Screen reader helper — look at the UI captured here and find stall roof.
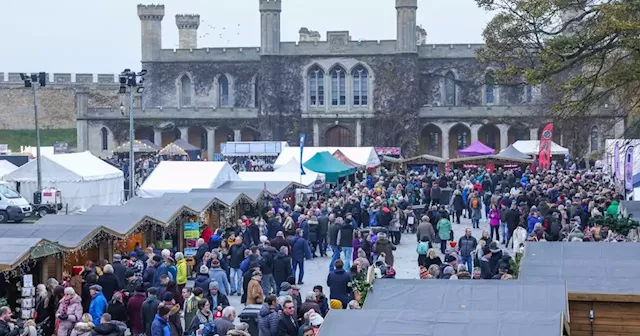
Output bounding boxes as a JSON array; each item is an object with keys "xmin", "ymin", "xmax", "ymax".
[
  {"xmin": 215, "ymin": 180, "xmax": 305, "ymax": 196},
  {"xmin": 364, "ymin": 279, "xmax": 568, "ymax": 318},
  {"xmin": 139, "ymin": 161, "xmax": 240, "ymax": 197},
  {"xmin": 0, "ymin": 223, "xmax": 113, "ymax": 250},
  {"xmin": 0, "ymin": 160, "xmax": 18, "ymax": 177},
  {"xmin": 172, "ymin": 139, "xmax": 200, "ymax": 151},
  {"xmin": 512, "ymin": 140, "xmax": 569, "ymax": 155},
  {"xmin": 275, "ymin": 147, "xmax": 381, "ymax": 168},
  {"xmin": 3, "ymin": 151, "xmax": 123, "ymax": 182},
  {"xmin": 317, "ymin": 310, "xmax": 565, "ymax": 336},
  {"xmin": 520, "ymin": 242, "xmax": 640, "ymax": 300},
  {"xmin": 0, "ymin": 238, "xmax": 64, "ymax": 271},
  {"xmin": 402, "ymin": 154, "xmax": 446, "ymax": 164}
]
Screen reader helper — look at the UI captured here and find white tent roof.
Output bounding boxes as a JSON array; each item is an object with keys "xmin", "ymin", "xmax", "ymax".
[
  {"xmin": 139, "ymin": 161, "xmax": 240, "ymax": 198},
  {"xmin": 511, "ymin": 140, "xmax": 569, "ymax": 156},
  {"xmin": 238, "ymin": 158, "xmax": 324, "ymax": 186},
  {"xmin": 0, "ymin": 160, "xmax": 18, "ymax": 177},
  {"xmin": 3, "ymin": 151, "xmax": 123, "ymax": 182},
  {"xmin": 274, "ymin": 147, "xmax": 381, "ymax": 168}
]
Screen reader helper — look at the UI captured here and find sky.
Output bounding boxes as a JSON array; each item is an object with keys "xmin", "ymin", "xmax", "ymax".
[{"xmin": 1, "ymin": 0, "xmax": 495, "ymax": 73}]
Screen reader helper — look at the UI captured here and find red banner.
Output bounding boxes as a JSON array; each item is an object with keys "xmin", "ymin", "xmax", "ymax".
[
  {"xmin": 538, "ymin": 123, "xmax": 553, "ymax": 170},
  {"xmin": 487, "ymin": 161, "xmax": 495, "ymax": 173}
]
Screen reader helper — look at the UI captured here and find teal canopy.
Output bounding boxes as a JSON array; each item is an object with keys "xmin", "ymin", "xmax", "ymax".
[{"xmin": 303, "ymin": 151, "xmax": 355, "ymax": 183}]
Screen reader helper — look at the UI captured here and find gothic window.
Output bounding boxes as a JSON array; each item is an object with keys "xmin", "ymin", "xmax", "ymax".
[
  {"xmin": 308, "ymin": 65, "xmax": 325, "ymax": 107},
  {"xmin": 352, "ymin": 66, "xmax": 369, "ymax": 107},
  {"xmin": 218, "ymin": 75, "xmax": 229, "ymax": 107},
  {"xmin": 590, "ymin": 126, "xmax": 599, "ymax": 151},
  {"xmin": 485, "ymin": 71, "xmax": 496, "ymax": 105},
  {"xmin": 428, "ymin": 131, "xmax": 439, "ymax": 154},
  {"xmin": 444, "ymin": 71, "xmax": 457, "ymax": 106},
  {"xmin": 179, "ymin": 75, "xmax": 192, "ymax": 106},
  {"xmin": 330, "ymin": 67, "xmax": 346, "ymax": 107},
  {"xmin": 457, "ymin": 131, "xmax": 468, "ymax": 151},
  {"xmin": 100, "ymin": 127, "xmax": 108, "ymax": 151}
]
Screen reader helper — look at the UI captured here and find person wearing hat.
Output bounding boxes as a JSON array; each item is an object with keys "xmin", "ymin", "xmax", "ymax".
[
  {"xmin": 194, "ymin": 265, "xmax": 211, "ymax": 295},
  {"xmin": 111, "ymin": 254, "xmax": 127, "ymax": 289},
  {"xmin": 329, "ymin": 299, "xmax": 342, "ymax": 310},
  {"xmin": 150, "ymin": 305, "xmax": 171, "ymax": 336},
  {"xmin": 122, "ymin": 270, "xmax": 141, "ymax": 302},
  {"xmin": 88, "ymin": 285, "xmax": 107, "ymax": 326},
  {"xmin": 479, "ymin": 246, "xmax": 494, "ymax": 279},
  {"xmin": 246, "ymin": 270, "xmax": 264, "ymax": 305},
  {"xmin": 208, "ymin": 257, "xmax": 231, "ymax": 297},
  {"xmin": 127, "ymin": 284, "xmax": 146, "ymax": 336},
  {"xmin": 241, "ymin": 262, "xmax": 262, "ymax": 305},
  {"xmin": 160, "ymin": 292, "xmax": 183, "ymax": 336},
  {"xmin": 207, "ymin": 281, "xmax": 229, "ymax": 310},
  {"xmin": 439, "ymin": 255, "xmax": 457, "ymax": 279}
]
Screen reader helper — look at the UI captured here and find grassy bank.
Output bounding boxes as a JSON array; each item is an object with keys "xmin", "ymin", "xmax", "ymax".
[{"xmin": 0, "ymin": 129, "xmax": 77, "ymax": 151}]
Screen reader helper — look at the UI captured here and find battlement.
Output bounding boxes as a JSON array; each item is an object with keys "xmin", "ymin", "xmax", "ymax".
[
  {"xmin": 155, "ymin": 47, "xmax": 262, "ymax": 62},
  {"xmin": 396, "ymin": 0, "xmax": 418, "ymax": 8},
  {"xmin": 175, "ymin": 14, "xmax": 200, "ymax": 29},
  {"xmin": 418, "ymin": 43, "xmax": 485, "ymax": 58},
  {"xmin": 259, "ymin": 0, "xmax": 282, "ymax": 12},
  {"xmin": 0, "ymin": 72, "xmax": 119, "ymax": 84},
  {"xmin": 138, "ymin": 4, "xmax": 165, "ymax": 20}
]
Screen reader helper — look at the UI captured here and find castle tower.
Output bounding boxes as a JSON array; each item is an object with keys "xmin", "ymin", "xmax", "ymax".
[
  {"xmin": 175, "ymin": 14, "xmax": 200, "ymax": 49},
  {"xmin": 396, "ymin": 0, "xmax": 418, "ymax": 53},
  {"xmin": 138, "ymin": 4, "xmax": 165, "ymax": 62},
  {"xmin": 259, "ymin": 0, "xmax": 281, "ymax": 55}
]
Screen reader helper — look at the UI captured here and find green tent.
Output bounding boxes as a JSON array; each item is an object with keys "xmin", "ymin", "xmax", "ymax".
[{"xmin": 303, "ymin": 151, "xmax": 355, "ymax": 183}]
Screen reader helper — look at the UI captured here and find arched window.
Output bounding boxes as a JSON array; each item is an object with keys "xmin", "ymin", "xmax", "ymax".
[
  {"xmin": 180, "ymin": 75, "xmax": 192, "ymax": 106},
  {"xmin": 428, "ymin": 131, "xmax": 439, "ymax": 154},
  {"xmin": 590, "ymin": 126, "xmax": 599, "ymax": 151},
  {"xmin": 444, "ymin": 71, "xmax": 457, "ymax": 106},
  {"xmin": 218, "ymin": 75, "xmax": 229, "ymax": 107},
  {"xmin": 352, "ymin": 66, "xmax": 369, "ymax": 107},
  {"xmin": 457, "ymin": 131, "xmax": 468, "ymax": 151},
  {"xmin": 485, "ymin": 71, "xmax": 496, "ymax": 105},
  {"xmin": 330, "ymin": 66, "xmax": 346, "ymax": 107},
  {"xmin": 308, "ymin": 65, "xmax": 325, "ymax": 107},
  {"xmin": 100, "ymin": 127, "xmax": 108, "ymax": 151}
]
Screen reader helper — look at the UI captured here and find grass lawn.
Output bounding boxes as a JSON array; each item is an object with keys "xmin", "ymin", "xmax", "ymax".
[{"xmin": 0, "ymin": 129, "xmax": 77, "ymax": 151}]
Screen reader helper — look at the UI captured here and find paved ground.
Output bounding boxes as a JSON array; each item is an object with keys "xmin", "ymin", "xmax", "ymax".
[{"xmin": 212, "ymin": 213, "xmax": 495, "ymax": 316}]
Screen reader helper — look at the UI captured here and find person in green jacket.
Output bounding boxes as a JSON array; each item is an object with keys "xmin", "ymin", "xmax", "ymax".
[
  {"xmin": 606, "ymin": 200, "xmax": 619, "ymax": 217},
  {"xmin": 436, "ymin": 213, "xmax": 453, "ymax": 254}
]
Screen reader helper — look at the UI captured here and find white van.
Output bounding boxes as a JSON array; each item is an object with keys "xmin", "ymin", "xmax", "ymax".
[{"xmin": 0, "ymin": 181, "xmax": 32, "ymax": 222}]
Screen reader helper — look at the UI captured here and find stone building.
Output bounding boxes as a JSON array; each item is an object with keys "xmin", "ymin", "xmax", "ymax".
[{"xmin": 72, "ymin": 0, "xmax": 623, "ymax": 158}]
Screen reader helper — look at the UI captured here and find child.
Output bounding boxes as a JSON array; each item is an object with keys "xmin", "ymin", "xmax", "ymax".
[{"xmin": 416, "ymin": 236, "xmax": 429, "ymax": 267}]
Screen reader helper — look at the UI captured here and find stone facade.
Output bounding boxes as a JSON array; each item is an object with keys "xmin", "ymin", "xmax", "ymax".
[{"xmin": 71, "ymin": 1, "xmax": 623, "ymax": 159}]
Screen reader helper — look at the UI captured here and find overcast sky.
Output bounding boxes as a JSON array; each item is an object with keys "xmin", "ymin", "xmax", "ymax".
[{"xmin": 2, "ymin": 0, "xmax": 495, "ymax": 73}]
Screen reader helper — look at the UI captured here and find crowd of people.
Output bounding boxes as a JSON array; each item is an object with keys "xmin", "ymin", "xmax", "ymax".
[{"xmin": 0, "ymin": 158, "xmax": 631, "ymax": 336}]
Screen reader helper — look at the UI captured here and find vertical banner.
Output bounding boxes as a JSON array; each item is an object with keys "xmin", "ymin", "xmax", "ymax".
[
  {"xmin": 625, "ymin": 146, "xmax": 634, "ymax": 191},
  {"xmin": 299, "ymin": 134, "xmax": 306, "ymax": 175},
  {"xmin": 614, "ymin": 142, "xmax": 620, "ymax": 182},
  {"xmin": 538, "ymin": 123, "xmax": 554, "ymax": 171},
  {"xmin": 486, "ymin": 160, "xmax": 495, "ymax": 174}
]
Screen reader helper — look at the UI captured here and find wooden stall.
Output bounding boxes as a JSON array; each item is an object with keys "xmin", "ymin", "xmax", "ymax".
[{"xmin": 520, "ymin": 242, "xmax": 640, "ymax": 336}]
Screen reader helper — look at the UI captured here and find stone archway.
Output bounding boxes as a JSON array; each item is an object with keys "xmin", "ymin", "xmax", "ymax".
[
  {"xmin": 449, "ymin": 123, "xmax": 471, "ymax": 158},
  {"xmin": 478, "ymin": 124, "xmax": 501, "ymax": 151},
  {"xmin": 135, "ymin": 126, "xmax": 154, "ymax": 143},
  {"xmin": 507, "ymin": 125, "xmax": 530, "ymax": 146},
  {"xmin": 215, "ymin": 127, "xmax": 234, "ymax": 153},
  {"xmin": 161, "ymin": 128, "xmax": 181, "ymax": 147},
  {"xmin": 420, "ymin": 124, "xmax": 442, "ymax": 156},
  {"xmin": 324, "ymin": 125, "xmax": 354, "ymax": 147},
  {"xmin": 241, "ymin": 127, "xmax": 260, "ymax": 142},
  {"xmin": 188, "ymin": 126, "xmax": 207, "ymax": 150}
]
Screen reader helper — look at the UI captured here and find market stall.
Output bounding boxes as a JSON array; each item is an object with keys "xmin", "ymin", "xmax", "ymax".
[
  {"xmin": 159, "ymin": 143, "xmax": 190, "ymax": 160},
  {"xmin": 275, "ymin": 147, "xmax": 381, "ymax": 169},
  {"xmin": 112, "ymin": 139, "xmax": 160, "ymax": 156},
  {"xmin": 401, "ymin": 154, "xmax": 446, "ymax": 174},
  {"xmin": 458, "ymin": 140, "xmax": 496, "ymax": 157},
  {"xmin": 0, "ymin": 160, "xmax": 18, "ymax": 178},
  {"xmin": 139, "ymin": 161, "xmax": 240, "ymax": 197},
  {"xmin": 221, "ymin": 141, "xmax": 288, "ymax": 171},
  {"xmin": 512, "ymin": 140, "xmax": 569, "ymax": 156},
  {"xmin": 238, "ymin": 157, "xmax": 325, "ymax": 186},
  {"xmin": 170, "ymin": 139, "xmax": 202, "ymax": 161},
  {"xmin": 303, "ymin": 151, "xmax": 355, "ymax": 184}
]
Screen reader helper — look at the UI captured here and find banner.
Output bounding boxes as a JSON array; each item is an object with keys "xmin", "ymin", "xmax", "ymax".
[
  {"xmin": 625, "ymin": 146, "xmax": 634, "ymax": 191},
  {"xmin": 184, "ymin": 222, "xmax": 200, "ymax": 239},
  {"xmin": 538, "ymin": 123, "xmax": 553, "ymax": 170},
  {"xmin": 614, "ymin": 142, "xmax": 620, "ymax": 182},
  {"xmin": 299, "ymin": 134, "xmax": 306, "ymax": 175}
]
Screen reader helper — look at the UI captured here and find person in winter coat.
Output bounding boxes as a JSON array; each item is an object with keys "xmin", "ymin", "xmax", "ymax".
[
  {"xmin": 150, "ymin": 306, "xmax": 171, "ymax": 336},
  {"xmin": 106, "ymin": 292, "xmax": 127, "ymax": 324},
  {"xmin": 317, "ymin": 214, "xmax": 330, "ymax": 257},
  {"xmin": 152, "ymin": 256, "xmax": 168, "ymax": 289},
  {"xmin": 479, "ymin": 246, "xmax": 494, "ymax": 279},
  {"xmin": 270, "ymin": 232, "xmax": 291, "ymax": 253},
  {"xmin": 298, "ymin": 292, "xmax": 321, "ymax": 318},
  {"xmin": 416, "ymin": 215, "xmax": 435, "ymax": 245},
  {"xmin": 289, "ymin": 229, "xmax": 313, "ymax": 285},
  {"xmin": 207, "ymin": 282, "xmax": 230, "ymax": 310},
  {"xmin": 88, "ymin": 285, "xmax": 108, "ymax": 326},
  {"xmin": 246, "ymin": 271, "xmax": 265, "ymax": 305},
  {"xmin": 174, "ymin": 253, "xmax": 188, "ymax": 294},
  {"xmin": 92, "ymin": 314, "xmax": 125, "ymax": 336},
  {"xmin": 159, "ymin": 294, "xmax": 182, "ymax": 336},
  {"xmin": 208, "ymin": 230, "xmax": 223, "ymax": 251},
  {"xmin": 339, "ymin": 214, "xmax": 356, "ymax": 269},
  {"xmin": 258, "ymin": 296, "xmax": 279, "ymax": 336},
  {"xmin": 193, "ymin": 265, "xmax": 211, "ymax": 295},
  {"xmin": 56, "ymin": 287, "xmax": 83, "ymax": 336},
  {"xmin": 327, "ymin": 217, "xmax": 342, "ymax": 272},
  {"xmin": 436, "ymin": 214, "xmax": 452, "ymax": 254},
  {"xmin": 258, "ymin": 240, "xmax": 278, "ymax": 296},
  {"xmin": 141, "ymin": 288, "xmax": 160, "ymax": 336},
  {"xmin": 326, "ymin": 259, "xmax": 352, "ymax": 309},
  {"xmin": 193, "ymin": 239, "xmax": 209, "ymax": 271},
  {"xmin": 69, "ymin": 314, "xmax": 94, "ymax": 336},
  {"xmin": 186, "ymin": 299, "xmax": 213, "ymax": 336},
  {"xmin": 207, "ymin": 259, "xmax": 231, "ymax": 296},
  {"xmin": 126, "ymin": 285, "xmax": 146, "ymax": 336},
  {"xmin": 373, "ymin": 233, "xmax": 396, "ymax": 267},
  {"xmin": 111, "ymin": 255, "xmax": 127, "ymax": 289},
  {"xmin": 457, "ymin": 228, "xmax": 477, "ymax": 273},
  {"xmin": 527, "ymin": 210, "xmax": 541, "ymax": 234},
  {"xmin": 273, "ymin": 246, "xmax": 293, "ymax": 295},
  {"xmin": 488, "ymin": 204, "xmax": 501, "ymax": 242},
  {"xmin": 307, "ymin": 215, "xmax": 320, "ymax": 257},
  {"xmin": 228, "ymin": 236, "xmax": 247, "ymax": 296},
  {"xmin": 606, "ymin": 199, "xmax": 619, "ymax": 217},
  {"xmin": 452, "ymin": 191, "xmax": 465, "ymax": 224},
  {"xmin": 469, "ymin": 193, "xmax": 482, "ymax": 228},
  {"xmin": 97, "ymin": 265, "xmax": 121, "ymax": 302}
]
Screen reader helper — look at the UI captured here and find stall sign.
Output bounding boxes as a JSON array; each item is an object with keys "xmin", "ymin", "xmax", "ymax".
[
  {"xmin": 184, "ymin": 222, "xmax": 200, "ymax": 239},
  {"xmin": 184, "ymin": 248, "xmax": 198, "ymax": 257},
  {"xmin": 375, "ymin": 147, "xmax": 401, "ymax": 156}
]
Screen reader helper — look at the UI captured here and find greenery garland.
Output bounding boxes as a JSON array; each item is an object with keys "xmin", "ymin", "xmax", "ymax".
[{"xmin": 589, "ymin": 214, "xmax": 639, "ymax": 237}]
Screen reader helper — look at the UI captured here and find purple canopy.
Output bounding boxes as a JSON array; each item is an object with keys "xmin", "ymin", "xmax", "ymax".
[{"xmin": 458, "ymin": 140, "xmax": 496, "ymax": 157}]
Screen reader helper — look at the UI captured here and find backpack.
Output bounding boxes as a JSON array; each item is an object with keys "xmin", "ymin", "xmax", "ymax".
[
  {"xmin": 417, "ymin": 242, "xmax": 429, "ymax": 255},
  {"xmin": 471, "ymin": 197, "xmax": 479, "ymax": 209},
  {"xmin": 201, "ymin": 320, "xmax": 217, "ymax": 336}
]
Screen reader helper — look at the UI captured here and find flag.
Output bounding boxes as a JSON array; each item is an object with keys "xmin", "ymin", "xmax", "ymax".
[
  {"xmin": 299, "ymin": 134, "xmax": 306, "ymax": 175},
  {"xmin": 625, "ymin": 145, "xmax": 634, "ymax": 191},
  {"xmin": 614, "ymin": 142, "xmax": 620, "ymax": 182},
  {"xmin": 538, "ymin": 123, "xmax": 553, "ymax": 171}
]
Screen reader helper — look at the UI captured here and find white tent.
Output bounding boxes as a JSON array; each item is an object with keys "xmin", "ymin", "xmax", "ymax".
[
  {"xmin": 139, "ymin": 161, "xmax": 240, "ymax": 198},
  {"xmin": 2, "ymin": 151, "xmax": 124, "ymax": 210},
  {"xmin": 0, "ymin": 160, "xmax": 18, "ymax": 177},
  {"xmin": 274, "ymin": 147, "xmax": 381, "ymax": 168},
  {"xmin": 238, "ymin": 158, "xmax": 324, "ymax": 186},
  {"xmin": 511, "ymin": 140, "xmax": 569, "ymax": 156}
]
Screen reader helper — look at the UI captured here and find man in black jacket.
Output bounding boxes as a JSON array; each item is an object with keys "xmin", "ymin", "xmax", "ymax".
[
  {"xmin": 277, "ymin": 300, "xmax": 298, "ymax": 336},
  {"xmin": 505, "ymin": 203, "xmax": 521, "ymax": 243},
  {"xmin": 111, "ymin": 254, "xmax": 127, "ymax": 289},
  {"xmin": 0, "ymin": 307, "xmax": 18, "ymax": 336},
  {"xmin": 141, "ymin": 287, "xmax": 160, "ymax": 336},
  {"xmin": 317, "ymin": 214, "xmax": 330, "ymax": 257},
  {"xmin": 273, "ymin": 247, "xmax": 292, "ymax": 294},
  {"xmin": 259, "ymin": 240, "xmax": 278, "ymax": 295}
]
